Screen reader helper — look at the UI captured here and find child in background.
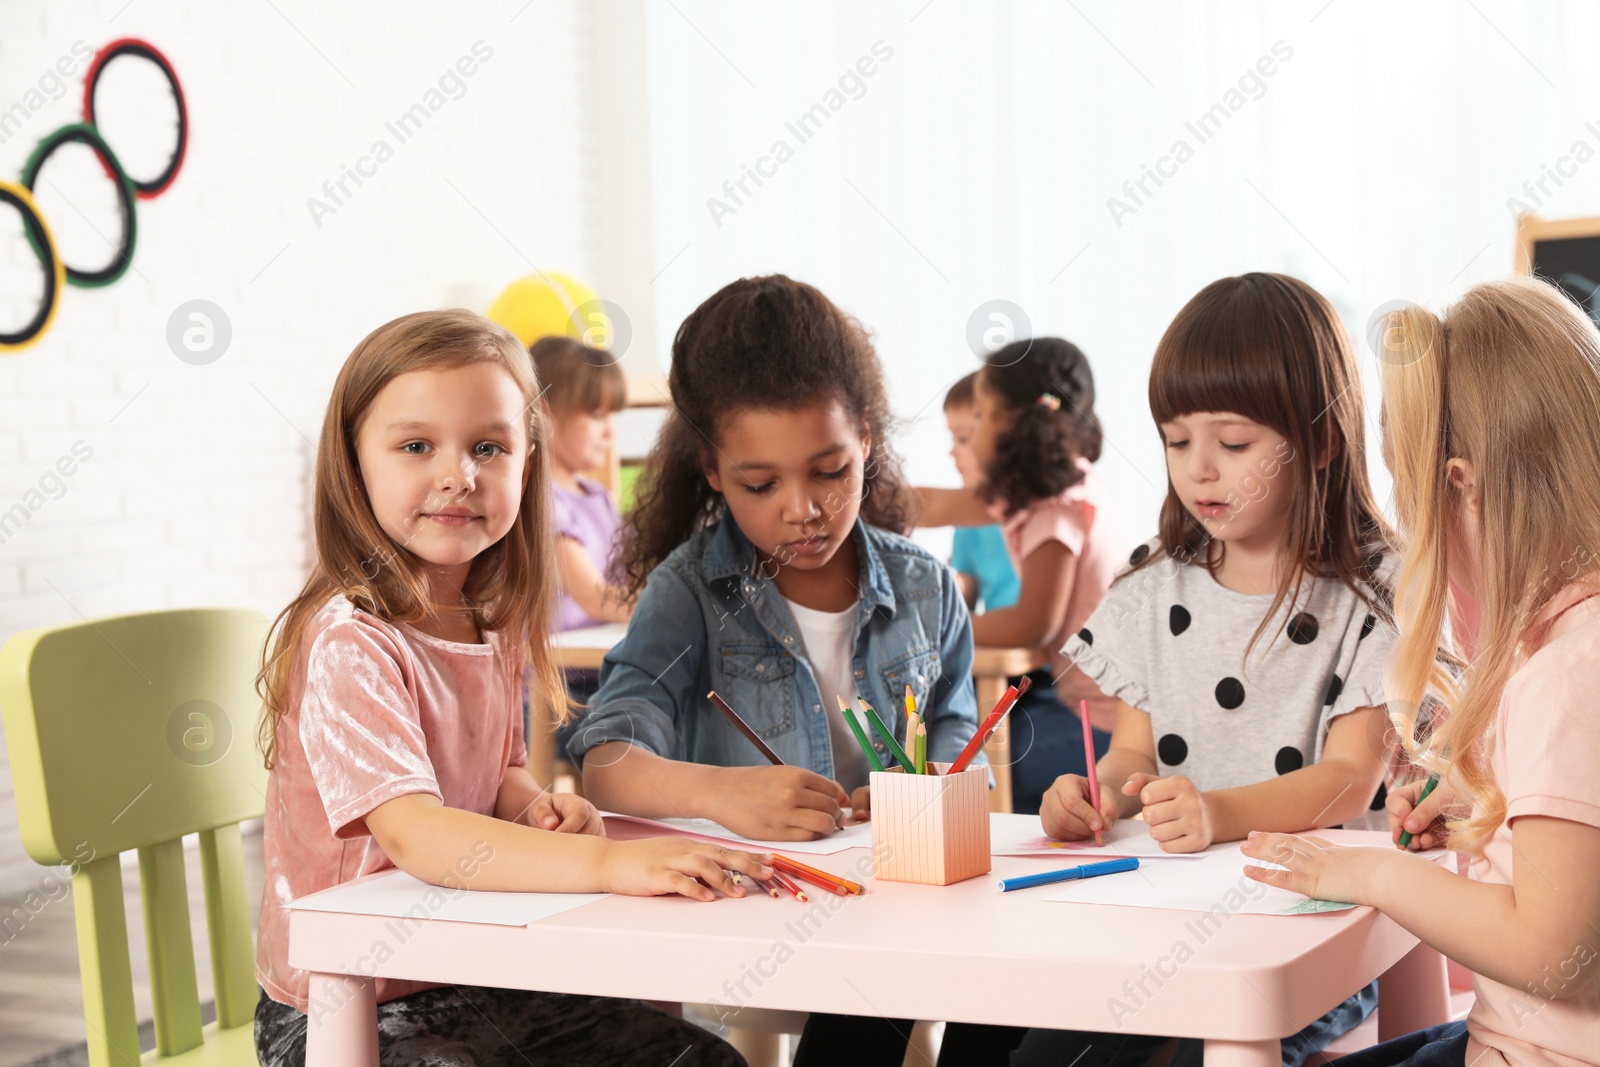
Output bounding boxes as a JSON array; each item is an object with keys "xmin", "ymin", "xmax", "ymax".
[
  {"xmin": 943, "ymin": 371, "xmax": 1020, "ymax": 611},
  {"xmin": 252, "ymin": 310, "xmax": 764, "ymax": 1067},
  {"xmin": 1248, "ymin": 277, "xmax": 1600, "ymax": 1067},
  {"xmin": 917, "ymin": 340, "xmax": 1133, "ymax": 814},
  {"xmin": 528, "ymin": 335, "xmax": 632, "ymax": 755},
  {"xmin": 529, "ymin": 335, "xmax": 632, "ymax": 633},
  {"xmin": 1024, "ymin": 274, "xmax": 1401, "ymax": 1067}
]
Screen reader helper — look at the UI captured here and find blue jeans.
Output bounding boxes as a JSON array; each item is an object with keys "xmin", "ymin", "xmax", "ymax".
[
  {"xmin": 1009, "ymin": 669, "xmax": 1111, "ymax": 816},
  {"xmin": 1329, "ymin": 1022, "xmax": 1468, "ymax": 1067}
]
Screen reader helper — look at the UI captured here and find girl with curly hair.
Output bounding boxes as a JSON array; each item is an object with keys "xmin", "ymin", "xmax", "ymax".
[{"xmin": 568, "ymin": 274, "xmax": 981, "ymax": 839}]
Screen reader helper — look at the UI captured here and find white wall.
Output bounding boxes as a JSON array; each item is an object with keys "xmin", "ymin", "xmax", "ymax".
[
  {"xmin": 638, "ymin": 0, "xmax": 1600, "ymax": 551},
  {"xmin": 0, "ymin": 0, "xmax": 603, "ymax": 894}
]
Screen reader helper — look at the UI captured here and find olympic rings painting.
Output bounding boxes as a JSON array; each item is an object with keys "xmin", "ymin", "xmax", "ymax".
[{"xmin": 0, "ymin": 37, "xmax": 184, "ymax": 353}]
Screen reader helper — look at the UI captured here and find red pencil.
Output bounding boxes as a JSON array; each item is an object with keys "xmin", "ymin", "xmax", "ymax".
[
  {"xmin": 754, "ymin": 877, "xmax": 781, "ymax": 898},
  {"xmin": 948, "ymin": 675, "xmax": 1033, "ymax": 776},
  {"xmin": 770, "ymin": 869, "xmax": 809, "ymax": 903},
  {"xmin": 708, "ymin": 691, "xmax": 785, "ymax": 766},
  {"xmin": 1080, "ymin": 698, "xmax": 1104, "ymax": 847}
]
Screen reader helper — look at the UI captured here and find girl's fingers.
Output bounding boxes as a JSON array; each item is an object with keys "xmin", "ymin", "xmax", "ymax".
[
  {"xmin": 662, "ymin": 871, "xmax": 716, "ymax": 902},
  {"xmin": 1243, "ymin": 863, "xmax": 1295, "ymax": 889},
  {"xmin": 1122, "ymin": 772, "xmax": 1161, "ymax": 796},
  {"xmin": 682, "ymin": 854, "xmax": 744, "ymax": 897},
  {"xmin": 703, "ymin": 845, "xmax": 773, "ymax": 882}
]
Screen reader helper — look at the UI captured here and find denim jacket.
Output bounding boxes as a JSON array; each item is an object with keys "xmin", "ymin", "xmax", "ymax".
[{"xmin": 565, "ymin": 517, "xmax": 981, "ymax": 779}]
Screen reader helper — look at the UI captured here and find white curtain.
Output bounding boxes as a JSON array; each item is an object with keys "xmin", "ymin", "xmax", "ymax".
[{"xmin": 637, "ymin": 0, "xmax": 1600, "ymax": 539}]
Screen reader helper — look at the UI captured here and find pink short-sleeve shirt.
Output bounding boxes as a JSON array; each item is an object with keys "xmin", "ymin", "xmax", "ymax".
[
  {"xmin": 993, "ymin": 459, "xmax": 1134, "ymax": 732},
  {"xmin": 1466, "ymin": 582, "xmax": 1600, "ymax": 1067},
  {"xmin": 255, "ymin": 596, "xmax": 525, "ymax": 1014}
]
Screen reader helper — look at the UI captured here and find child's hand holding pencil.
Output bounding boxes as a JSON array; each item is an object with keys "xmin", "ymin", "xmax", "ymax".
[{"xmin": 1040, "ymin": 773, "xmax": 1121, "ymax": 843}]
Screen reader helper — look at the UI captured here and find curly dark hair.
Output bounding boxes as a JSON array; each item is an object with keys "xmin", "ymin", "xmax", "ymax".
[
  {"xmin": 621, "ymin": 275, "xmax": 916, "ymax": 597},
  {"xmin": 977, "ymin": 337, "xmax": 1104, "ymax": 516}
]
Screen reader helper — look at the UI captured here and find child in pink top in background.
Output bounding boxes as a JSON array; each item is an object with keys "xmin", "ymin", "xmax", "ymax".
[
  {"xmin": 1247, "ymin": 278, "xmax": 1600, "ymax": 1067},
  {"xmin": 920, "ymin": 336, "xmax": 1132, "ymax": 814},
  {"xmin": 252, "ymin": 310, "xmax": 764, "ymax": 1067}
]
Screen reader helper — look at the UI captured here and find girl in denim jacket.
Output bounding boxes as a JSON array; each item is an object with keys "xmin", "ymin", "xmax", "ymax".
[{"xmin": 568, "ymin": 274, "xmax": 982, "ymax": 838}]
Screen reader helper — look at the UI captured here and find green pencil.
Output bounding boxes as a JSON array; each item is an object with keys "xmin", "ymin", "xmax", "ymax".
[
  {"xmin": 858, "ymin": 697, "xmax": 915, "ymax": 774},
  {"xmin": 836, "ymin": 696, "xmax": 886, "ymax": 773},
  {"xmin": 1397, "ymin": 773, "xmax": 1439, "ymax": 849},
  {"xmin": 914, "ymin": 722, "xmax": 927, "ymax": 775}
]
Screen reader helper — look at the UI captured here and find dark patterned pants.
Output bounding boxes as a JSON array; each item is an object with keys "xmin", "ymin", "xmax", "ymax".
[{"xmin": 255, "ymin": 986, "xmax": 746, "ymax": 1067}]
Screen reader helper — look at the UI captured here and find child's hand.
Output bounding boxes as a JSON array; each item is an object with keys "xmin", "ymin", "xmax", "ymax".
[
  {"xmin": 713, "ymin": 766, "xmax": 850, "ymax": 840},
  {"xmin": 525, "ymin": 791, "xmax": 604, "ymax": 837},
  {"xmin": 1125, "ymin": 772, "xmax": 1214, "ymax": 853},
  {"xmin": 1387, "ymin": 777, "xmax": 1457, "ymax": 851},
  {"xmin": 847, "ymin": 785, "xmax": 871, "ymax": 822},
  {"xmin": 600, "ymin": 838, "xmax": 774, "ymax": 902},
  {"xmin": 1242, "ymin": 831, "xmax": 1393, "ymax": 905},
  {"xmin": 1040, "ymin": 774, "xmax": 1119, "ymax": 841}
]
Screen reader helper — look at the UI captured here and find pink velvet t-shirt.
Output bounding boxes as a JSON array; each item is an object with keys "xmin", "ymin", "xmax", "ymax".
[
  {"xmin": 992, "ymin": 459, "xmax": 1133, "ymax": 733},
  {"xmin": 1464, "ymin": 581, "xmax": 1600, "ymax": 1067},
  {"xmin": 255, "ymin": 595, "xmax": 525, "ymax": 1014}
]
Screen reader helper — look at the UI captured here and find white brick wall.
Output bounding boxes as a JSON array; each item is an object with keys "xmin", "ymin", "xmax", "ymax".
[{"xmin": 0, "ymin": 0, "xmax": 603, "ymax": 894}]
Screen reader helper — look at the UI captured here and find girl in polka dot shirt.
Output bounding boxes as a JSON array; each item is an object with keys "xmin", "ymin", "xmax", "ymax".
[{"xmin": 1018, "ymin": 273, "xmax": 1403, "ymax": 1067}]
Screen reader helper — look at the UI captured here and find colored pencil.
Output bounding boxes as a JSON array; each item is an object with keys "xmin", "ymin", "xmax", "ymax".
[
  {"xmin": 858, "ymin": 698, "xmax": 915, "ymax": 773},
  {"xmin": 708, "ymin": 690, "xmax": 785, "ymax": 766},
  {"xmin": 772, "ymin": 853, "xmax": 865, "ymax": 896},
  {"xmin": 948, "ymin": 675, "xmax": 1033, "ymax": 776},
  {"xmin": 755, "ymin": 876, "xmax": 781, "ymax": 898},
  {"xmin": 837, "ymin": 696, "xmax": 886, "ymax": 772},
  {"xmin": 997, "ymin": 856, "xmax": 1140, "ymax": 893},
  {"xmin": 773, "ymin": 859, "xmax": 849, "ymax": 896},
  {"xmin": 770, "ymin": 869, "xmax": 809, "ymax": 902},
  {"xmin": 914, "ymin": 722, "xmax": 927, "ymax": 776},
  {"xmin": 904, "ymin": 685, "xmax": 922, "ymax": 773},
  {"xmin": 1397, "ymin": 773, "xmax": 1440, "ymax": 849},
  {"xmin": 1080, "ymin": 698, "xmax": 1104, "ymax": 847}
]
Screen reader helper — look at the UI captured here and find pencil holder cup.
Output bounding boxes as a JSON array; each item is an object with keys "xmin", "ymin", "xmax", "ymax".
[{"xmin": 869, "ymin": 763, "xmax": 991, "ymax": 886}]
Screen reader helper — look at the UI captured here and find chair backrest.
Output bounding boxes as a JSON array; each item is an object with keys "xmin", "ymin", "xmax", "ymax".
[{"xmin": 0, "ymin": 607, "xmax": 270, "ymax": 1066}]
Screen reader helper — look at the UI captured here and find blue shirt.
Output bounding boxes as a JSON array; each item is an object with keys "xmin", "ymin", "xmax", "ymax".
[
  {"xmin": 950, "ymin": 525, "xmax": 1020, "ymax": 610},
  {"xmin": 566, "ymin": 517, "xmax": 982, "ymax": 779}
]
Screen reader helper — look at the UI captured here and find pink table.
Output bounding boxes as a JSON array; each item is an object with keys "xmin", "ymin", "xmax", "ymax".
[{"xmin": 290, "ymin": 821, "xmax": 1450, "ymax": 1067}]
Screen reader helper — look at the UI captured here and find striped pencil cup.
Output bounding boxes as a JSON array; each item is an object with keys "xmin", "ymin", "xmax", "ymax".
[{"xmin": 869, "ymin": 763, "xmax": 991, "ymax": 885}]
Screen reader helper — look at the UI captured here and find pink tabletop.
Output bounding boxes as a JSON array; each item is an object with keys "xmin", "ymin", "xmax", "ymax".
[{"xmin": 289, "ymin": 818, "xmax": 1449, "ymax": 1067}]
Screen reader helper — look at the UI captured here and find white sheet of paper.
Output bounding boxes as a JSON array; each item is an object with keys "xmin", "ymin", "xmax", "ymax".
[
  {"xmin": 988, "ymin": 813, "xmax": 1211, "ymax": 859},
  {"xmin": 1045, "ymin": 845, "xmax": 1357, "ymax": 914},
  {"xmin": 288, "ymin": 869, "xmax": 608, "ymax": 926},
  {"xmin": 603, "ymin": 812, "xmax": 876, "ymax": 855}
]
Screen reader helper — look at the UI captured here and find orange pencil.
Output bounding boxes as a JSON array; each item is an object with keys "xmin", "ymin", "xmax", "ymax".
[{"xmin": 772, "ymin": 854, "xmax": 863, "ymax": 896}]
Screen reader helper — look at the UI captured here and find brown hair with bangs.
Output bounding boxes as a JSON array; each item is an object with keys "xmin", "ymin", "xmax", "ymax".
[
  {"xmin": 1139, "ymin": 272, "xmax": 1396, "ymax": 650},
  {"xmin": 528, "ymin": 335, "xmax": 626, "ymax": 416},
  {"xmin": 255, "ymin": 309, "xmax": 568, "ymax": 769}
]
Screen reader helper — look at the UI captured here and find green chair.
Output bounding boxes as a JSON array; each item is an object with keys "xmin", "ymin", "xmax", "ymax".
[{"xmin": 1, "ymin": 608, "xmax": 270, "ymax": 1066}]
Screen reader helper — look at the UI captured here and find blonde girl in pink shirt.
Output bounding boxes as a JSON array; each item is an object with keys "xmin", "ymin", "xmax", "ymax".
[
  {"xmin": 1247, "ymin": 277, "xmax": 1600, "ymax": 1067},
  {"xmin": 252, "ymin": 310, "xmax": 766, "ymax": 1067}
]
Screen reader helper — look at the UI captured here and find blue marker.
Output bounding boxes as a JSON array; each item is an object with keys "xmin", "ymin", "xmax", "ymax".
[{"xmin": 997, "ymin": 856, "xmax": 1140, "ymax": 893}]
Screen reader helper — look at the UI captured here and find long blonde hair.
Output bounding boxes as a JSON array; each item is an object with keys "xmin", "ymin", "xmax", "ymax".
[
  {"xmin": 1381, "ymin": 276, "xmax": 1600, "ymax": 856},
  {"xmin": 256, "ymin": 309, "xmax": 568, "ymax": 769}
]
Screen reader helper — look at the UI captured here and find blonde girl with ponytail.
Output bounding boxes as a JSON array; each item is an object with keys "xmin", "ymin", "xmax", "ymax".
[{"xmin": 1245, "ymin": 276, "xmax": 1600, "ymax": 1067}]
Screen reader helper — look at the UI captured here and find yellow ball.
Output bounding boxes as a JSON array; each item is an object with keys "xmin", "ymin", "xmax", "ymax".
[{"xmin": 486, "ymin": 273, "xmax": 603, "ymax": 347}]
